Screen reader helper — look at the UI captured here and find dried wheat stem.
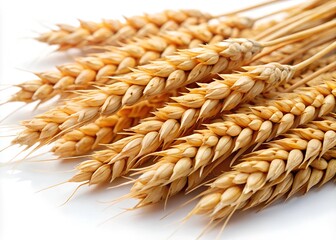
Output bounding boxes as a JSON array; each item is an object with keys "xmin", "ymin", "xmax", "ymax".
[
  {"xmin": 247, "ymin": 20, "xmax": 335, "ymax": 64},
  {"xmin": 189, "ymin": 119, "xmax": 336, "ymax": 221},
  {"xmin": 126, "ymin": 82, "xmax": 336, "ymax": 206},
  {"xmin": 260, "ymin": 19, "xmax": 336, "ymax": 47},
  {"xmin": 284, "ymin": 61, "xmax": 336, "ymax": 92},
  {"xmin": 212, "ymin": 0, "xmax": 283, "ymax": 18},
  {"xmin": 278, "ymin": 33, "xmax": 335, "ymax": 65},
  {"xmin": 255, "ymin": 31, "xmax": 334, "ymax": 65},
  {"xmin": 275, "ymin": 60, "xmax": 336, "ymax": 93},
  {"xmin": 293, "ymin": 41, "xmax": 336, "ymax": 70},
  {"xmin": 254, "ymin": 0, "xmax": 334, "ymax": 41},
  {"xmin": 37, "ymin": 10, "xmax": 212, "ymax": 50},
  {"xmin": 261, "ymin": 2, "xmax": 336, "ymax": 42}
]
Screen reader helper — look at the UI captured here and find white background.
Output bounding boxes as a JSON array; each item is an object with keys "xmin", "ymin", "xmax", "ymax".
[{"xmin": 0, "ymin": 0, "xmax": 336, "ymax": 239}]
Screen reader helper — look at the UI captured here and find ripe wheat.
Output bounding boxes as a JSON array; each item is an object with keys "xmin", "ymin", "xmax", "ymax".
[
  {"xmin": 11, "ymin": 17, "xmax": 254, "ymax": 105},
  {"xmin": 16, "ymin": 21, "xmax": 335, "ymax": 148},
  {"xmin": 127, "ymin": 82, "xmax": 336, "ymax": 206},
  {"xmin": 3, "ymin": 0, "xmax": 336, "ymax": 236},
  {"xmin": 37, "ymin": 10, "xmax": 212, "ymax": 50},
  {"xmin": 15, "ymin": 37, "xmax": 267, "ymax": 147},
  {"xmin": 51, "ymin": 98, "xmax": 165, "ymax": 157},
  {"xmin": 63, "ymin": 40, "xmax": 336, "ymax": 188},
  {"xmin": 188, "ymin": 118, "xmax": 336, "ymax": 222},
  {"xmin": 68, "ymin": 62, "xmax": 295, "ymax": 186}
]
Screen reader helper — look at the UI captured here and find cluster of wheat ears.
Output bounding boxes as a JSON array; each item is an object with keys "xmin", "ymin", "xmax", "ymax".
[{"xmin": 2, "ymin": 0, "xmax": 336, "ymax": 237}]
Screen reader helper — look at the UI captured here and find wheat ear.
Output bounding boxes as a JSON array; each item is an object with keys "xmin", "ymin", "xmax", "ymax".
[
  {"xmin": 14, "ymin": 37, "xmax": 265, "ymax": 146},
  {"xmin": 66, "ymin": 61, "xmax": 296, "ymax": 186},
  {"xmin": 36, "ymin": 10, "xmax": 213, "ymax": 50},
  {"xmin": 19, "ymin": 21, "xmax": 335, "ymax": 145},
  {"xmin": 36, "ymin": 0, "xmax": 285, "ymax": 50},
  {"xmin": 11, "ymin": 17, "xmax": 256, "ymax": 105},
  {"xmin": 188, "ymin": 118, "xmax": 336, "ymax": 223},
  {"xmin": 51, "ymin": 98, "xmax": 166, "ymax": 157},
  {"xmin": 126, "ymin": 82, "xmax": 336, "ymax": 206},
  {"xmin": 61, "ymin": 40, "xmax": 336, "ymax": 189}
]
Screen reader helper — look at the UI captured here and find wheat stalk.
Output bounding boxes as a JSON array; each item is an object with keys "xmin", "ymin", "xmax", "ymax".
[
  {"xmin": 37, "ymin": 10, "xmax": 213, "ymax": 50},
  {"xmin": 292, "ymin": 49, "xmax": 336, "ymax": 76},
  {"xmin": 125, "ymin": 82, "xmax": 336, "ymax": 206},
  {"xmin": 188, "ymin": 118, "xmax": 336, "ymax": 223},
  {"xmin": 275, "ymin": 60, "xmax": 336, "ymax": 93},
  {"xmin": 256, "ymin": 31, "xmax": 335, "ymax": 67},
  {"xmin": 254, "ymin": 0, "xmax": 335, "ymax": 42}
]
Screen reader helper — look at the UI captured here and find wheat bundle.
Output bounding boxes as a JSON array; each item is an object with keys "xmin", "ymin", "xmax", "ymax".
[{"xmin": 2, "ymin": 0, "xmax": 336, "ymax": 237}]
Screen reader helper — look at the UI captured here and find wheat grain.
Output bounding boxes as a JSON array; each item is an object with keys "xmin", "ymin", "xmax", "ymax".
[
  {"xmin": 189, "ymin": 154, "xmax": 336, "ymax": 223},
  {"xmin": 4, "ymin": 1, "xmax": 336, "ymax": 233},
  {"xmin": 28, "ymin": 38, "xmax": 333, "ymax": 190}
]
